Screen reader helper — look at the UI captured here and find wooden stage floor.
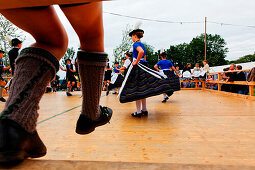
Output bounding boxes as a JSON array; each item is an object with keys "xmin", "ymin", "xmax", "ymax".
[{"xmin": 0, "ymin": 90, "xmax": 255, "ymax": 169}]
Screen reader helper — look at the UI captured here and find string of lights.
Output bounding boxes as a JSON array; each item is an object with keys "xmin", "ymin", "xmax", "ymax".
[
  {"xmin": 103, "ymin": 12, "xmax": 203, "ymax": 24},
  {"xmin": 104, "ymin": 11, "xmax": 255, "ymax": 29}
]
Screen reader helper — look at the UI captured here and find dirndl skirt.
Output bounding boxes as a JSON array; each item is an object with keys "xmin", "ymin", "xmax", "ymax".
[
  {"xmin": 118, "ymin": 63, "xmax": 180, "ymax": 103},
  {"xmin": 108, "ymin": 74, "xmax": 124, "ymax": 90},
  {"xmin": 162, "ymin": 70, "xmax": 180, "ymax": 90}
]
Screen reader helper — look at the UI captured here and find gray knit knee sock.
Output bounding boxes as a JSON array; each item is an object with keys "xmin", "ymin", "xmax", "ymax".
[
  {"xmin": 0, "ymin": 47, "xmax": 59, "ymax": 132},
  {"xmin": 77, "ymin": 51, "xmax": 107, "ymax": 120}
]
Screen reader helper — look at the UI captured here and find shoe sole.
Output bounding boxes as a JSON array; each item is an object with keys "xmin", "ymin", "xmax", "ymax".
[
  {"xmin": 76, "ymin": 108, "xmax": 113, "ymax": 135},
  {"xmin": 0, "ymin": 150, "xmax": 46, "ymax": 164}
]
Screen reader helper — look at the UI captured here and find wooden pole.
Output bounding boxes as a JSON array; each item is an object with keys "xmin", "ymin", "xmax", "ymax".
[{"xmin": 205, "ymin": 17, "xmax": 207, "ymax": 61}]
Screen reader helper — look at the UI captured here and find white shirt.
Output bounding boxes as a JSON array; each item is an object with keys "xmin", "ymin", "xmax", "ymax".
[{"xmin": 123, "ymin": 58, "xmax": 131, "ymax": 68}]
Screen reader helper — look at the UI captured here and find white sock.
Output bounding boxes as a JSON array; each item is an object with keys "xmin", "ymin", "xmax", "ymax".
[
  {"xmin": 141, "ymin": 99, "xmax": 147, "ymax": 112},
  {"xmin": 136, "ymin": 100, "xmax": 142, "ymax": 113},
  {"xmin": 163, "ymin": 93, "xmax": 167, "ymax": 99}
]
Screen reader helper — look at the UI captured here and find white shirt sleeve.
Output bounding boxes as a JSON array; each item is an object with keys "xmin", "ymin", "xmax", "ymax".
[
  {"xmin": 123, "ymin": 59, "xmax": 131, "ymax": 68},
  {"xmin": 71, "ymin": 57, "xmax": 76, "ymax": 65}
]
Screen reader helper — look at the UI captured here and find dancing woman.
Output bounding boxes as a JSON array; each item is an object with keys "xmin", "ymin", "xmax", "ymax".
[
  {"xmin": 154, "ymin": 52, "xmax": 180, "ymax": 103},
  {"xmin": 106, "ymin": 61, "xmax": 124, "ymax": 95},
  {"xmin": 118, "ymin": 29, "xmax": 178, "ymax": 117}
]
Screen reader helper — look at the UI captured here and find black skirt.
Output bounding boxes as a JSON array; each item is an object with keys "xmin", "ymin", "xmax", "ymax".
[
  {"xmin": 108, "ymin": 74, "xmax": 124, "ymax": 90},
  {"xmin": 118, "ymin": 63, "xmax": 180, "ymax": 103},
  {"xmin": 104, "ymin": 70, "xmax": 112, "ymax": 81},
  {"xmin": 67, "ymin": 75, "xmax": 77, "ymax": 82}
]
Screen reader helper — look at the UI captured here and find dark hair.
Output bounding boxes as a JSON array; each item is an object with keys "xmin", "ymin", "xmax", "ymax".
[
  {"xmin": 160, "ymin": 52, "xmax": 167, "ymax": 58},
  {"xmin": 135, "ymin": 31, "xmax": 144, "ymax": 39},
  {"xmin": 122, "ymin": 57, "xmax": 126, "ymax": 61},
  {"xmin": 11, "ymin": 38, "xmax": 22, "ymax": 47},
  {"xmin": 237, "ymin": 65, "xmax": 242, "ymax": 70},
  {"xmin": 223, "ymin": 67, "xmax": 230, "ymax": 71},
  {"xmin": 114, "ymin": 61, "xmax": 119, "ymax": 64},
  {"xmin": 126, "ymin": 52, "xmax": 132, "ymax": 57},
  {"xmin": 65, "ymin": 59, "xmax": 71, "ymax": 63}
]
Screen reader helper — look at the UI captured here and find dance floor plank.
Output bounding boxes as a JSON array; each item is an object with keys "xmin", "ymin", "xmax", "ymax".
[{"xmin": 0, "ymin": 90, "xmax": 255, "ymax": 169}]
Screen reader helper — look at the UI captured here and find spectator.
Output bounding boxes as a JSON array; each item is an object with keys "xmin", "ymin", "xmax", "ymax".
[
  {"xmin": 193, "ymin": 63, "xmax": 201, "ymax": 80},
  {"xmin": 0, "ymin": 50, "xmax": 11, "ymax": 102},
  {"xmin": 247, "ymin": 67, "xmax": 255, "ymax": 82},
  {"xmin": 176, "ymin": 66, "xmax": 181, "ymax": 76},
  {"xmin": 182, "ymin": 63, "xmax": 192, "ymax": 88},
  {"xmin": 222, "ymin": 63, "xmax": 237, "ymax": 93},
  {"xmin": 225, "ymin": 63, "xmax": 237, "ymax": 82},
  {"xmin": 199, "ymin": 60, "xmax": 209, "ymax": 80},
  {"xmin": 236, "ymin": 65, "xmax": 248, "ymax": 95}
]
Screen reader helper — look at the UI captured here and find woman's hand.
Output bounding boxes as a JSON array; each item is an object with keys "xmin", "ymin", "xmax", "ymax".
[{"xmin": 132, "ymin": 61, "xmax": 138, "ymax": 66}]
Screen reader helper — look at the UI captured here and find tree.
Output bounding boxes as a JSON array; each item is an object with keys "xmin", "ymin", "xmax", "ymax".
[
  {"xmin": 143, "ymin": 43, "xmax": 156, "ymax": 68},
  {"xmin": 113, "ymin": 25, "xmax": 156, "ymax": 68},
  {"xmin": 163, "ymin": 33, "xmax": 228, "ymax": 68},
  {"xmin": 0, "ymin": 14, "xmax": 25, "ymax": 66},
  {"xmin": 113, "ymin": 25, "xmax": 133, "ymax": 65},
  {"xmin": 60, "ymin": 47, "xmax": 76, "ymax": 68},
  {"xmin": 189, "ymin": 34, "xmax": 228, "ymax": 66},
  {"xmin": 230, "ymin": 53, "xmax": 255, "ymax": 64}
]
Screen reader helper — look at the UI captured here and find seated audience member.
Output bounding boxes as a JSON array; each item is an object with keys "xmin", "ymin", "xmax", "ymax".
[
  {"xmin": 236, "ymin": 65, "xmax": 248, "ymax": 95},
  {"xmin": 199, "ymin": 60, "xmax": 209, "ymax": 80},
  {"xmin": 193, "ymin": 63, "xmax": 201, "ymax": 80},
  {"xmin": 176, "ymin": 66, "xmax": 181, "ymax": 76},
  {"xmin": 247, "ymin": 67, "xmax": 255, "ymax": 82},
  {"xmin": 182, "ymin": 63, "xmax": 192, "ymax": 88},
  {"xmin": 221, "ymin": 64, "xmax": 237, "ymax": 93},
  {"xmin": 225, "ymin": 64, "xmax": 237, "ymax": 82}
]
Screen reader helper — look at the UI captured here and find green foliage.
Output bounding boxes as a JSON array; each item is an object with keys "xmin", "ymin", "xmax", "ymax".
[
  {"xmin": 143, "ymin": 43, "xmax": 156, "ymax": 68},
  {"xmin": 60, "ymin": 47, "xmax": 76, "ymax": 68},
  {"xmin": 230, "ymin": 53, "xmax": 255, "ymax": 64},
  {"xmin": 113, "ymin": 26, "xmax": 229, "ymax": 69},
  {"xmin": 164, "ymin": 34, "xmax": 228, "ymax": 69},
  {"xmin": 113, "ymin": 25, "xmax": 133, "ymax": 65},
  {"xmin": 0, "ymin": 14, "xmax": 25, "ymax": 66}
]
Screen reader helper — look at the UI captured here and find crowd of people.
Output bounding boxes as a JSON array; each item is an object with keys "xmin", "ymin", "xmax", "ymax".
[{"xmin": 207, "ymin": 63, "xmax": 250, "ymax": 95}]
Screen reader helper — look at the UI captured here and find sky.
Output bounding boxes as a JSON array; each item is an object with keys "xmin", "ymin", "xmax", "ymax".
[{"xmin": 21, "ymin": 0, "xmax": 255, "ymax": 78}]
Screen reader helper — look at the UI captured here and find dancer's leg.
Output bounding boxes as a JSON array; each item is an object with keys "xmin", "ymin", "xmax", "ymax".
[
  {"xmin": 141, "ymin": 99, "xmax": 147, "ymax": 112},
  {"xmin": 136, "ymin": 100, "xmax": 142, "ymax": 113},
  {"xmin": 60, "ymin": 3, "xmax": 112, "ymax": 134},
  {"xmin": 61, "ymin": 2, "xmax": 105, "ymax": 120},
  {"xmin": 0, "ymin": 7, "xmax": 67, "ymax": 162},
  {"xmin": 0, "ymin": 6, "xmax": 68, "ymax": 59}
]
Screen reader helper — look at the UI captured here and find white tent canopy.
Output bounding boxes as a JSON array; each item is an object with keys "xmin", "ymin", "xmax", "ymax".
[{"xmin": 209, "ymin": 62, "xmax": 255, "ymax": 73}]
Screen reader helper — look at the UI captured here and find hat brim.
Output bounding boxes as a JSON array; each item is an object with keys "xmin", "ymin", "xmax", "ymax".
[{"xmin": 129, "ymin": 29, "xmax": 144, "ymax": 37}]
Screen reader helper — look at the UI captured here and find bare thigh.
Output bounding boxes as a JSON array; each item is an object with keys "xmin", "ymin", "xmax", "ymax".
[
  {"xmin": 60, "ymin": 2, "xmax": 104, "ymax": 52},
  {"xmin": 0, "ymin": 6, "xmax": 68, "ymax": 59}
]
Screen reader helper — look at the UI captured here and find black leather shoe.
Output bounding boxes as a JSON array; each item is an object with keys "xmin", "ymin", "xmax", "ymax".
[
  {"xmin": 66, "ymin": 92, "xmax": 72, "ymax": 96},
  {"xmin": 166, "ymin": 91, "xmax": 174, "ymax": 97},
  {"xmin": 0, "ymin": 97, "xmax": 6, "ymax": 102},
  {"xmin": 141, "ymin": 110, "xmax": 148, "ymax": 116},
  {"xmin": 76, "ymin": 106, "xmax": 113, "ymax": 134},
  {"xmin": 0, "ymin": 119, "xmax": 46, "ymax": 164},
  {"xmin": 131, "ymin": 112, "xmax": 142, "ymax": 118},
  {"xmin": 162, "ymin": 97, "xmax": 169, "ymax": 103}
]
